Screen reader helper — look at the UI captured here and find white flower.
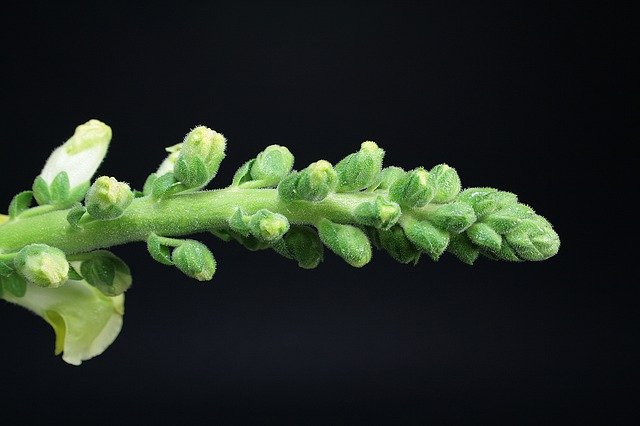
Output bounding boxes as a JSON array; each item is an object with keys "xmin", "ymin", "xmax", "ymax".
[
  {"xmin": 40, "ymin": 119, "xmax": 111, "ymax": 189},
  {"xmin": 2, "ymin": 278, "xmax": 125, "ymax": 366},
  {"xmin": 155, "ymin": 143, "xmax": 182, "ymax": 175}
]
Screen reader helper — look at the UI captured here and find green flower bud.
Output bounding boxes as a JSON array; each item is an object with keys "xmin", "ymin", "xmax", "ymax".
[
  {"xmin": 171, "ymin": 240, "xmax": 217, "ymax": 281},
  {"xmin": 273, "ymin": 225, "xmax": 324, "ymax": 269},
  {"xmin": 377, "ymin": 225, "xmax": 422, "ymax": 264},
  {"xmin": 402, "ymin": 219, "xmax": 450, "ymax": 261},
  {"xmin": 78, "ymin": 250, "xmax": 132, "ymax": 296},
  {"xmin": 483, "ymin": 203, "xmax": 535, "ymax": 234},
  {"xmin": 388, "ymin": 168, "xmax": 434, "ymax": 207},
  {"xmin": 278, "ymin": 160, "xmax": 338, "ymax": 202},
  {"xmin": 458, "ymin": 188, "xmax": 518, "ymax": 218},
  {"xmin": 14, "ymin": 244, "xmax": 69, "ymax": 288},
  {"xmin": 504, "ymin": 216, "xmax": 560, "ymax": 261},
  {"xmin": 85, "ymin": 176, "xmax": 134, "ymax": 220},
  {"xmin": 466, "ymin": 223, "xmax": 502, "ymax": 252},
  {"xmin": 447, "ymin": 233, "xmax": 480, "ymax": 265},
  {"xmin": 228, "ymin": 208, "xmax": 252, "ymax": 237},
  {"xmin": 174, "ymin": 126, "xmax": 226, "ymax": 189},
  {"xmin": 248, "ymin": 209, "xmax": 290, "ymax": 242},
  {"xmin": 428, "ymin": 164, "xmax": 461, "ymax": 203},
  {"xmin": 249, "ymin": 145, "xmax": 294, "ymax": 186},
  {"xmin": 427, "ymin": 201, "xmax": 477, "ymax": 233},
  {"xmin": 317, "ymin": 219, "xmax": 372, "ymax": 267},
  {"xmin": 335, "ymin": 141, "xmax": 384, "ymax": 192},
  {"xmin": 375, "ymin": 166, "xmax": 406, "ymax": 190},
  {"xmin": 353, "ymin": 196, "xmax": 402, "ymax": 230}
]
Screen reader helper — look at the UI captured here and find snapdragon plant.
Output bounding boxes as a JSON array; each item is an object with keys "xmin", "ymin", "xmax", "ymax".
[{"xmin": 0, "ymin": 119, "xmax": 560, "ymax": 365}]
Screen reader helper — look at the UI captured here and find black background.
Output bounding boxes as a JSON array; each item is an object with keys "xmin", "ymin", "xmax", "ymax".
[{"xmin": 0, "ymin": 2, "xmax": 636, "ymax": 424}]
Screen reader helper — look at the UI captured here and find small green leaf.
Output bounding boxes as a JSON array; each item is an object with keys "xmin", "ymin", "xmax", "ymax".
[
  {"xmin": 1, "ymin": 272, "xmax": 27, "ymax": 298},
  {"xmin": 152, "ymin": 172, "xmax": 177, "ymax": 199},
  {"xmin": 80, "ymin": 251, "xmax": 131, "ymax": 296},
  {"xmin": 0, "ymin": 260, "xmax": 14, "ymax": 277},
  {"xmin": 50, "ymin": 171, "xmax": 71, "ymax": 206},
  {"xmin": 8, "ymin": 191, "xmax": 34, "ymax": 218},
  {"xmin": 66, "ymin": 203, "xmax": 86, "ymax": 229},
  {"xmin": 231, "ymin": 159, "xmax": 255, "ymax": 186},
  {"xmin": 68, "ymin": 181, "xmax": 90, "ymax": 204},
  {"xmin": 147, "ymin": 233, "xmax": 174, "ymax": 265},
  {"xmin": 32, "ymin": 176, "xmax": 51, "ymax": 205},
  {"xmin": 142, "ymin": 173, "xmax": 158, "ymax": 196},
  {"xmin": 174, "ymin": 155, "xmax": 209, "ymax": 189},
  {"xmin": 67, "ymin": 264, "xmax": 83, "ymax": 280},
  {"xmin": 228, "ymin": 208, "xmax": 251, "ymax": 237}
]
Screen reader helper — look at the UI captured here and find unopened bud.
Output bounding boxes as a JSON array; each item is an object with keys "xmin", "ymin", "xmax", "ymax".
[
  {"xmin": 427, "ymin": 201, "xmax": 476, "ymax": 233},
  {"xmin": 335, "ymin": 141, "xmax": 384, "ymax": 192},
  {"xmin": 317, "ymin": 219, "xmax": 372, "ymax": 267},
  {"xmin": 389, "ymin": 168, "xmax": 434, "ymax": 207},
  {"xmin": 279, "ymin": 160, "xmax": 338, "ymax": 202},
  {"xmin": 85, "ymin": 176, "xmax": 134, "ymax": 220},
  {"xmin": 248, "ymin": 209, "xmax": 290, "ymax": 242},
  {"xmin": 353, "ymin": 196, "xmax": 401, "ymax": 230},
  {"xmin": 14, "ymin": 244, "xmax": 69, "ymax": 288},
  {"xmin": 377, "ymin": 225, "xmax": 422, "ymax": 264},
  {"xmin": 466, "ymin": 222, "xmax": 503, "ymax": 252},
  {"xmin": 175, "ymin": 126, "xmax": 226, "ymax": 189},
  {"xmin": 249, "ymin": 145, "xmax": 294, "ymax": 186},
  {"xmin": 428, "ymin": 164, "xmax": 461, "ymax": 203},
  {"xmin": 273, "ymin": 225, "xmax": 324, "ymax": 269},
  {"xmin": 172, "ymin": 240, "xmax": 217, "ymax": 281},
  {"xmin": 402, "ymin": 219, "xmax": 450, "ymax": 261}
]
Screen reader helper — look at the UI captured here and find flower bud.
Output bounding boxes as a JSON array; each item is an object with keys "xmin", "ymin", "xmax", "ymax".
[
  {"xmin": 458, "ymin": 188, "xmax": 518, "ymax": 218},
  {"xmin": 172, "ymin": 240, "xmax": 217, "ymax": 281},
  {"xmin": 377, "ymin": 225, "xmax": 421, "ymax": 264},
  {"xmin": 39, "ymin": 119, "xmax": 112, "ymax": 190},
  {"xmin": 155, "ymin": 143, "xmax": 183, "ymax": 176},
  {"xmin": 447, "ymin": 233, "xmax": 480, "ymax": 265},
  {"xmin": 388, "ymin": 168, "xmax": 434, "ymax": 207},
  {"xmin": 317, "ymin": 219, "xmax": 372, "ymax": 267},
  {"xmin": 273, "ymin": 225, "xmax": 324, "ymax": 269},
  {"xmin": 402, "ymin": 219, "xmax": 450, "ymax": 261},
  {"xmin": 248, "ymin": 209, "xmax": 290, "ymax": 242},
  {"xmin": 428, "ymin": 164, "xmax": 461, "ymax": 203},
  {"xmin": 483, "ymin": 203, "xmax": 535, "ymax": 234},
  {"xmin": 375, "ymin": 166, "xmax": 406, "ymax": 190},
  {"xmin": 335, "ymin": 141, "xmax": 384, "ymax": 192},
  {"xmin": 353, "ymin": 196, "xmax": 402, "ymax": 230},
  {"xmin": 278, "ymin": 160, "xmax": 338, "ymax": 202},
  {"xmin": 466, "ymin": 223, "xmax": 502, "ymax": 252},
  {"xmin": 85, "ymin": 176, "xmax": 134, "ymax": 220},
  {"xmin": 427, "ymin": 201, "xmax": 477, "ymax": 233},
  {"xmin": 504, "ymin": 216, "xmax": 560, "ymax": 261},
  {"xmin": 249, "ymin": 145, "xmax": 294, "ymax": 186},
  {"xmin": 174, "ymin": 126, "xmax": 226, "ymax": 189},
  {"xmin": 14, "ymin": 244, "xmax": 69, "ymax": 288}
]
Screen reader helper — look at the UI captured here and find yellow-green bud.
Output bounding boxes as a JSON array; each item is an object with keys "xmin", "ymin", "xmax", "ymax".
[
  {"xmin": 14, "ymin": 244, "xmax": 69, "ymax": 288},
  {"xmin": 85, "ymin": 176, "xmax": 134, "ymax": 220},
  {"xmin": 248, "ymin": 209, "xmax": 290, "ymax": 242},
  {"xmin": 317, "ymin": 219, "xmax": 372, "ymax": 267},
  {"xmin": 427, "ymin": 202, "xmax": 477, "ymax": 233},
  {"xmin": 273, "ymin": 225, "xmax": 324, "ymax": 269},
  {"xmin": 353, "ymin": 196, "xmax": 402, "ymax": 230},
  {"xmin": 249, "ymin": 145, "xmax": 294, "ymax": 186},
  {"xmin": 172, "ymin": 240, "xmax": 217, "ymax": 281},
  {"xmin": 376, "ymin": 166, "xmax": 406, "ymax": 190},
  {"xmin": 335, "ymin": 141, "xmax": 384, "ymax": 192},
  {"xmin": 388, "ymin": 168, "xmax": 434, "ymax": 207},
  {"xmin": 175, "ymin": 126, "xmax": 226, "ymax": 189},
  {"xmin": 428, "ymin": 164, "xmax": 461, "ymax": 203},
  {"xmin": 278, "ymin": 160, "xmax": 338, "ymax": 202}
]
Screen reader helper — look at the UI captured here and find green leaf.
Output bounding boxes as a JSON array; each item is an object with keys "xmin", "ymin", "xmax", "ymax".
[
  {"xmin": 151, "ymin": 172, "xmax": 177, "ymax": 199},
  {"xmin": 67, "ymin": 264, "xmax": 83, "ymax": 281},
  {"xmin": 228, "ymin": 208, "xmax": 251, "ymax": 237},
  {"xmin": 147, "ymin": 233, "xmax": 174, "ymax": 265},
  {"xmin": 142, "ymin": 173, "xmax": 158, "ymax": 196},
  {"xmin": 68, "ymin": 181, "xmax": 90, "ymax": 204},
  {"xmin": 1, "ymin": 272, "xmax": 27, "ymax": 298},
  {"xmin": 79, "ymin": 251, "xmax": 132, "ymax": 296},
  {"xmin": 231, "ymin": 159, "xmax": 255, "ymax": 186},
  {"xmin": 50, "ymin": 171, "xmax": 71, "ymax": 206},
  {"xmin": 66, "ymin": 203, "xmax": 86, "ymax": 229},
  {"xmin": 0, "ymin": 260, "xmax": 14, "ymax": 277},
  {"xmin": 32, "ymin": 176, "xmax": 51, "ymax": 205},
  {"xmin": 8, "ymin": 191, "xmax": 34, "ymax": 218}
]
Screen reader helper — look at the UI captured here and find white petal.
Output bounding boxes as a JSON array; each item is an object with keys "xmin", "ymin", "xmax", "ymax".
[
  {"xmin": 155, "ymin": 143, "xmax": 182, "ymax": 175},
  {"xmin": 40, "ymin": 119, "xmax": 112, "ymax": 188},
  {"xmin": 2, "ymin": 278, "xmax": 125, "ymax": 366}
]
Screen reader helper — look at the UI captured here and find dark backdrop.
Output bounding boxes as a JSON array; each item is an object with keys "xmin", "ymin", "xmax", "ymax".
[{"xmin": 1, "ymin": 2, "xmax": 635, "ymax": 424}]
